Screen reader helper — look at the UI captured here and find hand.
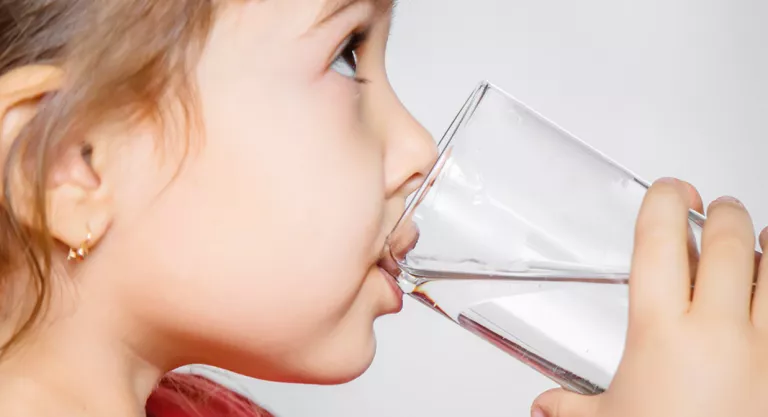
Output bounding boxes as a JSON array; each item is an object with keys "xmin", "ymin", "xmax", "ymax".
[{"xmin": 532, "ymin": 178, "xmax": 768, "ymax": 417}]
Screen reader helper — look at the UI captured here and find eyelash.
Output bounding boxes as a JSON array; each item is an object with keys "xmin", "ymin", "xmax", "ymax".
[{"xmin": 331, "ymin": 30, "xmax": 370, "ymax": 84}]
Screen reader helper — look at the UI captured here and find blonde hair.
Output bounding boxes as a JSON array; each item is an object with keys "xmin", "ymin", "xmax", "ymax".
[{"xmin": 0, "ymin": 0, "xmax": 213, "ymax": 357}]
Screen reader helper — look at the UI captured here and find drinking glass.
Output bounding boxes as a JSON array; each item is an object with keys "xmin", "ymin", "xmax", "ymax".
[{"xmin": 385, "ymin": 81, "xmax": 706, "ymax": 394}]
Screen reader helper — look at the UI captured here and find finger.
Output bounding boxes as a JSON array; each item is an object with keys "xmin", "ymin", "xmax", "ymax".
[
  {"xmin": 761, "ymin": 228, "xmax": 768, "ymax": 252},
  {"xmin": 750, "ymin": 227, "xmax": 768, "ymax": 327},
  {"xmin": 630, "ymin": 178, "xmax": 692, "ymax": 325},
  {"xmin": 532, "ymin": 388, "xmax": 599, "ymax": 417},
  {"xmin": 691, "ymin": 196, "xmax": 755, "ymax": 320},
  {"xmin": 679, "ymin": 180, "xmax": 704, "ymax": 214}
]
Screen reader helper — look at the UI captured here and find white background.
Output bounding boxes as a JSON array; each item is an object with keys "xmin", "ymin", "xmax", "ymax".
[{"xmin": 204, "ymin": 0, "xmax": 768, "ymax": 415}]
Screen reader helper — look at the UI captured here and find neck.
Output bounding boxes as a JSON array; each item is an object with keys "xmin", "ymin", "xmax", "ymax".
[{"xmin": 0, "ymin": 302, "xmax": 167, "ymax": 417}]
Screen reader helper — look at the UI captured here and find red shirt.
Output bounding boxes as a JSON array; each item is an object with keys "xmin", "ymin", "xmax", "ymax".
[{"xmin": 146, "ymin": 373, "xmax": 274, "ymax": 417}]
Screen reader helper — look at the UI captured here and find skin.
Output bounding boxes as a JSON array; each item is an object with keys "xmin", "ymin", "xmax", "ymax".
[
  {"xmin": 533, "ymin": 180, "xmax": 768, "ymax": 417},
  {"xmin": 0, "ymin": 1, "xmax": 436, "ymax": 416}
]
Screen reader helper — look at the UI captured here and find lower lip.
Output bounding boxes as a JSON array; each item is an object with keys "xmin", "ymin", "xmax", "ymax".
[{"xmin": 378, "ymin": 266, "xmax": 404, "ymax": 313}]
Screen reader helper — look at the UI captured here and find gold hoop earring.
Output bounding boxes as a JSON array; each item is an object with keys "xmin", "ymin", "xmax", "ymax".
[{"xmin": 67, "ymin": 231, "xmax": 92, "ymax": 262}]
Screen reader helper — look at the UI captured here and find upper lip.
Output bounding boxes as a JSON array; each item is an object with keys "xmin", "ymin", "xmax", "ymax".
[
  {"xmin": 377, "ymin": 220, "xmax": 420, "ymax": 278},
  {"xmin": 377, "ymin": 245, "xmax": 401, "ymax": 278}
]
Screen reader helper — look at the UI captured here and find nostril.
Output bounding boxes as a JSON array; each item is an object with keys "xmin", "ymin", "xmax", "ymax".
[{"xmin": 401, "ymin": 173, "xmax": 426, "ymax": 197}]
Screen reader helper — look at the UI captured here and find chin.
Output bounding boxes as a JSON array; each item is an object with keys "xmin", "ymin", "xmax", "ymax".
[
  {"xmin": 295, "ymin": 332, "xmax": 378, "ymax": 386},
  {"xmin": 309, "ymin": 365, "xmax": 371, "ymax": 385}
]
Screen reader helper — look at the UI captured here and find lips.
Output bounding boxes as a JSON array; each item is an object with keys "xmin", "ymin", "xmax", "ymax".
[
  {"xmin": 376, "ymin": 255, "xmax": 401, "ymax": 283},
  {"xmin": 377, "ymin": 219, "xmax": 420, "ymax": 280}
]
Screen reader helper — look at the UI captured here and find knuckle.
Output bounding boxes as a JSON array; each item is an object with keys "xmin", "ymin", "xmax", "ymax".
[
  {"xmin": 634, "ymin": 223, "xmax": 686, "ymax": 256},
  {"xmin": 634, "ymin": 224, "xmax": 677, "ymax": 245},
  {"xmin": 703, "ymin": 227, "xmax": 755, "ymax": 255}
]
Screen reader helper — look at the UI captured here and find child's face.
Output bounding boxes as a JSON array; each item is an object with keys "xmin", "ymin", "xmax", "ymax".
[{"xmin": 97, "ymin": 0, "xmax": 436, "ymax": 383}]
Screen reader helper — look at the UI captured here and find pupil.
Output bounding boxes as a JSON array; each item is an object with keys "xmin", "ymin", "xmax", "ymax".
[{"xmin": 343, "ymin": 50, "xmax": 357, "ymax": 71}]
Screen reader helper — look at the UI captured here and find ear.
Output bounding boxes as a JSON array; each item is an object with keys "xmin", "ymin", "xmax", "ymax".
[{"xmin": 0, "ymin": 65, "xmax": 112, "ymax": 253}]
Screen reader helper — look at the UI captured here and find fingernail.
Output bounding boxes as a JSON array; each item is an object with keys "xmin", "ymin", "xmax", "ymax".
[
  {"xmin": 712, "ymin": 195, "xmax": 744, "ymax": 208},
  {"xmin": 531, "ymin": 406, "xmax": 548, "ymax": 417}
]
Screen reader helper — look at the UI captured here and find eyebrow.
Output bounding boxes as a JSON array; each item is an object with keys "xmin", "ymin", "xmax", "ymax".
[{"xmin": 316, "ymin": 0, "xmax": 396, "ymax": 26}]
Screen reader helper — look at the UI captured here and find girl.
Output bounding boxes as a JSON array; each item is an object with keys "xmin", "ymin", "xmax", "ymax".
[
  {"xmin": 0, "ymin": 2, "xmax": 765, "ymax": 417},
  {"xmin": 0, "ymin": 1, "xmax": 434, "ymax": 415}
]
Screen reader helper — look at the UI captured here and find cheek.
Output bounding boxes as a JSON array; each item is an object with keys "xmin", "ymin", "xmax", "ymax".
[{"xmin": 132, "ymin": 73, "xmax": 386, "ymax": 348}]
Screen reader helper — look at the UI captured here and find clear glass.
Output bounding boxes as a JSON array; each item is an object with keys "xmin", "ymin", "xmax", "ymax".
[{"xmin": 386, "ymin": 81, "xmax": 706, "ymax": 394}]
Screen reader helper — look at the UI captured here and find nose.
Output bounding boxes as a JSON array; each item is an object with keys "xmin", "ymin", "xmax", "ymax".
[{"xmin": 378, "ymin": 88, "xmax": 438, "ymax": 198}]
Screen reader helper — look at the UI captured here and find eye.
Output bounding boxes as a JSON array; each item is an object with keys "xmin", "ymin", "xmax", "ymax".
[{"xmin": 330, "ymin": 31, "xmax": 368, "ymax": 82}]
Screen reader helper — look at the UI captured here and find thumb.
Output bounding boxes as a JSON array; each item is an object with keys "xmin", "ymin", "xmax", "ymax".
[{"xmin": 531, "ymin": 388, "xmax": 600, "ymax": 417}]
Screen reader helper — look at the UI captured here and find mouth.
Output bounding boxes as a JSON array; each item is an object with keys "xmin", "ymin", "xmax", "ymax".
[
  {"xmin": 376, "ymin": 219, "xmax": 420, "ymax": 293},
  {"xmin": 377, "ymin": 262, "xmax": 403, "ymax": 307},
  {"xmin": 376, "ymin": 248, "xmax": 402, "ymax": 282}
]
